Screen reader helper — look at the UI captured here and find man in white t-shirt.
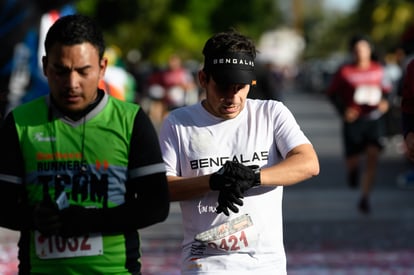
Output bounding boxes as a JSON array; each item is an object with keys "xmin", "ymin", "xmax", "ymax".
[{"xmin": 158, "ymin": 30, "xmax": 320, "ymax": 275}]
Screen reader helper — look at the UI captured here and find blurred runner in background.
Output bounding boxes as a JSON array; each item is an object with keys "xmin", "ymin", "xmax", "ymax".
[
  {"xmin": 326, "ymin": 34, "xmax": 392, "ymax": 214},
  {"xmin": 146, "ymin": 54, "xmax": 197, "ymax": 126}
]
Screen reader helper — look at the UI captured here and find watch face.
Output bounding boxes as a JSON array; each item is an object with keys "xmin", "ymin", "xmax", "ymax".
[{"xmin": 252, "ymin": 167, "xmax": 261, "ymax": 185}]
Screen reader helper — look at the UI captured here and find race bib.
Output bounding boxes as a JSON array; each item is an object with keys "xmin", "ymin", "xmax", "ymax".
[
  {"xmin": 195, "ymin": 214, "xmax": 258, "ymax": 253},
  {"xmin": 35, "ymin": 231, "xmax": 103, "ymax": 259},
  {"xmin": 353, "ymin": 85, "xmax": 382, "ymax": 106}
]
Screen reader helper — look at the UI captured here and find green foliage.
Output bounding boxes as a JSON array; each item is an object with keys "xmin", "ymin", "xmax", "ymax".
[
  {"xmin": 75, "ymin": 0, "xmax": 414, "ymax": 64},
  {"xmin": 303, "ymin": 0, "xmax": 414, "ymax": 59},
  {"xmin": 75, "ymin": 0, "xmax": 99, "ymax": 16},
  {"xmin": 209, "ymin": 0, "xmax": 282, "ymax": 38},
  {"xmin": 73, "ymin": 0, "xmax": 414, "ymax": 64},
  {"xmin": 75, "ymin": 0, "xmax": 282, "ymax": 65}
]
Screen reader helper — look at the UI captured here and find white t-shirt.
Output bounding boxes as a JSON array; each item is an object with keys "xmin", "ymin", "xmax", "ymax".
[{"xmin": 159, "ymin": 99, "xmax": 311, "ymax": 275}]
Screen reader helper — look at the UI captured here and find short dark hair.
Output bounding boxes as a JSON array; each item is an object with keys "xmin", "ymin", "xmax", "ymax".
[
  {"xmin": 44, "ymin": 14, "xmax": 106, "ymax": 59},
  {"xmin": 349, "ymin": 34, "xmax": 372, "ymax": 51},
  {"xmin": 202, "ymin": 30, "xmax": 257, "ymax": 84},
  {"xmin": 202, "ymin": 30, "xmax": 256, "ymax": 62}
]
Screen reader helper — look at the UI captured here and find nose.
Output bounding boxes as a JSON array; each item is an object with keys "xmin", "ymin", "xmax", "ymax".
[{"xmin": 66, "ymin": 71, "xmax": 80, "ymax": 89}]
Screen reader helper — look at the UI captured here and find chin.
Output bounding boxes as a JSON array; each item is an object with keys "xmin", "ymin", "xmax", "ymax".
[{"xmin": 220, "ymin": 113, "xmax": 238, "ymax": 120}]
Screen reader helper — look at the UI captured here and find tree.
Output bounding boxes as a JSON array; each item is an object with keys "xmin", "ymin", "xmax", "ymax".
[
  {"xmin": 75, "ymin": 0, "xmax": 283, "ymax": 64},
  {"xmin": 302, "ymin": 0, "xmax": 414, "ymax": 59}
]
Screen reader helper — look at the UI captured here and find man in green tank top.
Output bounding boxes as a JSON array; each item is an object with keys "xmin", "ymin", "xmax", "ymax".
[{"xmin": 0, "ymin": 14, "xmax": 170, "ymax": 274}]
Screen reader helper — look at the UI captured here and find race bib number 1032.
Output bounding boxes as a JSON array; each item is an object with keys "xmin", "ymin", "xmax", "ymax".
[{"xmin": 34, "ymin": 231, "xmax": 103, "ymax": 259}]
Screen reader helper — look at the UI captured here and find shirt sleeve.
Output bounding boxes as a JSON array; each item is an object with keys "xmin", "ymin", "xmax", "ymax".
[
  {"xmin": 158, "ymin": 114, "xmax": 180, "ymax": 177},
  {"xmin": 273, "ymin": 102, "xmax": 311, "ymax": 158},
  {"xmin": 128, "ymin": 108, "xmax": 166, "ymax": 170},
  {"xmin": 123, "ymin": 107, "xmax": 170, "ymax": 226},
  {"xmin": 0, "ymin": 113, "xmax": 31, "ymax": 230},
  {"xmin": 0, "ymin": 113, "xmax": 24, "ymax": 179}
]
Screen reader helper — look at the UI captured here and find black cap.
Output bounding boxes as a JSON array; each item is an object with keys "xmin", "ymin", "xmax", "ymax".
[{"xmin": 204, "ymin": 52, "xmax": 256, "ymax": 85}]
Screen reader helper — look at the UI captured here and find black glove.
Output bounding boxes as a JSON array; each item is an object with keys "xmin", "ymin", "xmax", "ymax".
[
  {"xmin": 210, "ymin": 161, "xmax": 260, "ymax": 192},
  {"xmin": 238, "ymin": 165, "xmax": 261, "ymax": 192},
  {"xmin": 59, "ymin": 205, "xmax": 99, "ymax": 238},
  {"xmin": 225, "ymin": 162, "xmax": 261, "ymax": 192},
  {"xmin": 210, "ymin": 166, "xmax": 243, "ymax": 216},
  {"xmin": 33, "ymin": 200, "xmax": 62, "ymax": 237},
  {"xmin": 210, "ymin": 161, "xmax": 261, "ymax": 216},
  {"xmin": 209, "ymin": 164, "xmax": 232, "ymax": 191},
  {"xmin": 216, "ymin": 189, "xmax": 244, "ymax": 216}
]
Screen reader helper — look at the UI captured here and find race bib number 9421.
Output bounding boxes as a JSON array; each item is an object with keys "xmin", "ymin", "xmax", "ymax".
[
  {"xmin": 34, "ymin": 231, "xmax": 103, "ymax": 259},
  {"xmin": 195, "ymin": 214, "xmax": 258, "ymax": 253}
]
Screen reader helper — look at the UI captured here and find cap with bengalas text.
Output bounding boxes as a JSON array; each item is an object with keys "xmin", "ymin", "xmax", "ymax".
[{"xmin": 204, "ymin": 52, "xmax": 256, "ymax": 86}]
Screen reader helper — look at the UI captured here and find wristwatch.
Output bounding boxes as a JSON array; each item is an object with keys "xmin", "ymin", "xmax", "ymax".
[{"xmin": 251, "ymin": 166, "xmax": 261, "ymax": 185}]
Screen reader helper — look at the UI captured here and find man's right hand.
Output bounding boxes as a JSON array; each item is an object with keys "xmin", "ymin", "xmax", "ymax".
[
  {"xmin": 210, "ymin": 164, "xmax": 244, "ymax": 215},
  {"xmin": 209, "ymin": 161, "xmax": 261, "ymax": 216},
  {"xmin": 215, "ymin": 185, "xmax": 244, "ymax": 216}
]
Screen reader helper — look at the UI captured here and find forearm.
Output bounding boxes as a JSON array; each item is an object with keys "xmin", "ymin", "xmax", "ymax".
[
  {"xmin": 0, "ymin": 206, "xmax": 32, "ymax": 231},
  {"xmin": 167, "ymin": 175, "xmax": 211, "ymax": 201},
  {"xmin": 0, "ymin": 183, "xmax": 32, "ymax": 231},
  {"xmin": 260, "ymin": 144, "xmax": 319, "ymax": 186},
  {"xmin": 73, "ymin": 201, "xmax": 168, "ymax": 233},
  {"xmin": 60, "ymin": 173, "xmax": 170, "ymax": 236},
  {"xmin": 106, "ymin": 173, "xmax": 169, "ymax": 231}
]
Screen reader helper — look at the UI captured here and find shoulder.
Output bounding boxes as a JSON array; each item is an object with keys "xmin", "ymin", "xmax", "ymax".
[
  {"xmin": 338, "ymin": 62, "xmax": 355, "ymax": 73},
  {"xmin": 245, "ymin": 99, "xmax": 292, "ymax": 121},
  {"xmin": 167, "ymin": 103, "xmax": 201, "ymax": 120},
  {"xmin": 245, "ymin": 98, "xmax": 283, "ymax": 112},
  {"xmin": 14, "ymin": 96, "xmax": 47, "ymax": 112},
  {"xmin": 13, "ymin": 96, "xmax": 48, "ymax": 124},
  {"xmin": 106, "ymin": 96, "xmax": 140, "ymax": 117}
]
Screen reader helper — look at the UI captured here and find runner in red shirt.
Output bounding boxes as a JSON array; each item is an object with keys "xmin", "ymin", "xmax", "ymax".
[{"xmin": 327, "ymin": 34, "xmax": 392, "ymax": 214}]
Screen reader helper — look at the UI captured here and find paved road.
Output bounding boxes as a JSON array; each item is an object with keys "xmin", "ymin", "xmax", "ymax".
[
  {"xmin": 281, "ymin": 87, "xmax": 414, "ymax": 274},
  {"xmin": 1, "ymin": 85, "xmax": 414, "ymax": 274}
]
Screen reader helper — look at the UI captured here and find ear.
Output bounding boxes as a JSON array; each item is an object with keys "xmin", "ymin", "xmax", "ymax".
[
  {"xmin": 198, "ymin": 70, "xmax": 208, "ymax": 88},
  {"xmin": 99, "ymin": 57, "xmax": 108, "ymax": 80}
]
